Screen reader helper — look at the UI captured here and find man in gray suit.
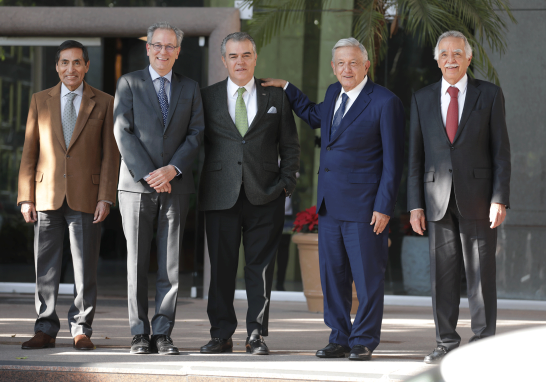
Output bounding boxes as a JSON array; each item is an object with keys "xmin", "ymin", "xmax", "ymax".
[
  {"xmin": 198, "ymin": 32, "xmax": 300, "ymax": 355},
  {"xmin": 408, "ymin": 31, "xmax": 511, "ymax": 363},
  {"xmin": 114, "ymin": 22, "xmax": 204, "ymax": 355}
]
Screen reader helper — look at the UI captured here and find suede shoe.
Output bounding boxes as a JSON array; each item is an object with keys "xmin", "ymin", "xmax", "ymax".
[
  {"xmin": 151, "ymin": 335, "xmax": 180, "ymax": 355},
  {"xmin": 245, "ymin": 335, "xmax": 269, "ymax": 355},
  {"xmin": 200, "ymin": 338, "xmax": 233, "ymax": 353},
  {"xmin": 21, "ymin": 331, "xmax": 55, "ymax": 349},
  {"xmin": 73, "ymin": 334, "xmax": 95, "ymax": 350},
  {"xmin": 424, "ymin": 346, "xmax": 449, "ymax": 364},
  {"xmin": 316, "ymin": 343, "xmax": 350, "ymax": 358},
  {"xmin": 348, "ymin": 345, "xmax": 372, "ymax": 361},
  {"xmin": 130, "ymin": 334, "xmax": 151, "ymax": 354}
]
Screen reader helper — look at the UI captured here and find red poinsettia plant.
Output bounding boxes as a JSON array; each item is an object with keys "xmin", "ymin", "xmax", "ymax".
[{"xmin": 293, "ymin": 206, "xmax": 319, "ymax": 233}]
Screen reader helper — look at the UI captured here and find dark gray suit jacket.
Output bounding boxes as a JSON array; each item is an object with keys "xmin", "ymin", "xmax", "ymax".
[
  {"xmin": 114, "ymin": 68, "xmax": 204, "ymax": 194},
  {"xmin": 199, "ymin": 78, "xmax": 300, "ymax": 211},
  {"xmin": 408, "ymin": 77, "xmax": 511, "ymax": 221}
]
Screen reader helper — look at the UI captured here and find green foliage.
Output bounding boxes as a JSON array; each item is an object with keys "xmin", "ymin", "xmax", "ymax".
[{"xmin": 244, "ymin": 0, "xmax": 516, "ymax": 85}]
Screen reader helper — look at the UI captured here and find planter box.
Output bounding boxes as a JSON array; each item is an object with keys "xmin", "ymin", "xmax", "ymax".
[{"xmin": 401, "ymin": 236, "xmax": 431, "ymax": 296}]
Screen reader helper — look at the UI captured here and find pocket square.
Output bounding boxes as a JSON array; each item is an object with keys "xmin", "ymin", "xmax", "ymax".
[{"xmin": 267, "ymin": 106, "xmax": 277, "ymax": 114}]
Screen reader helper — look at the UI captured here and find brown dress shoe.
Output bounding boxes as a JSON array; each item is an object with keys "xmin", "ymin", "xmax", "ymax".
[
  {"xmin": 21, "ymin": 331, "xmax": 55, "ymax": 349},
  {"xmin": 73, "ymin": 334, "xmax": 95, "ymax": 350}
]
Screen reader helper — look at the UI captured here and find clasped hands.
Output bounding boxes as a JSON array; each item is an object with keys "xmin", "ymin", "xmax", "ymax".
[
  {"xmin": 146, "ymin": 165, "xmax": 177, "ymax": 194},
  {"xmin": 410, "ymin": 202, "xmax": 507, "ymax": 235}
]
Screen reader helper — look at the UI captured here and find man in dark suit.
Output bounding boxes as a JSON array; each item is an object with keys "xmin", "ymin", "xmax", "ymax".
[
  {"xmin": 262, "ymin": 38, "xmax": 405, "ymax": 361},
  {"xmin": 114, "ymin": 22, "xmax": 204, "ymax": 355},
  {"xmin": 18, "ymin": 40, "xmax": 119, "ymax": 351},
  {"xmin": 407, "ymin": 31, "xmax": 511, "ymax": 363},
  {"xmin": 198, "ymin": 32, "xmax": 300, "ymax": 355}
]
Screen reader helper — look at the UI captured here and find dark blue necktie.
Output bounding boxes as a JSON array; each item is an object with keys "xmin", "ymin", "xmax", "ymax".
[
  {"xmin": 330, "ymin": 93, "xmax": 348, "ymax": 139},
  {"xmin": 158, "ymin": 77, "xmax": 169, "ymax": 127}
]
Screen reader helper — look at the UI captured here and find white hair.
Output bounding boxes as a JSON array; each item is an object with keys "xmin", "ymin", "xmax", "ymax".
[
  {"xmin": 221, "ymin": 32, "xmax": 257, "ymax": 58},
  {"xmin": 434, "ymin": 31, "xmax": 473, "ymax": 60},
  {"xmin": 332, "ymin": 38, "xmax": 368, "ymax": 62},
  {"xmin": 147, "ymin": 22, "xmax": 184, "ymax": 47}
]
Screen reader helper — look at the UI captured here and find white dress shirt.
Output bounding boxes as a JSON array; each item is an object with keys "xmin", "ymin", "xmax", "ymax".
[
  {"xmin": 61, "ymin": 82, "xmax": 84, "ymax": 117},
  {"xmin": 331, "ymin": 76, "xmax": 368, "ymax": 123},
  {"xmin": 440, "ymin": 74, "xmax": 467, "ymax": 126},
  {"xmin": 149, "ymin": 65, "xmax": 172, "ymax": 103},
  {"xmin": 227, "ymin": 76, "xmax": 257, "ymax": 126}
]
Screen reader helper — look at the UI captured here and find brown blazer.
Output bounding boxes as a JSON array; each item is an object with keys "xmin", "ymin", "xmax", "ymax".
[{"xmin": 17, "ymin": 82, "xmax": 120, "ymax": 214}]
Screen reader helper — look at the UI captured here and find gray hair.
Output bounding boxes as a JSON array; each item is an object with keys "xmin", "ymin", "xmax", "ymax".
[
  {"xmin": 221, "ymin": 32, "xmax": 257, "ymax": 57},
  {"xmin": 332, "ymin": 38, "xmax": 368, "ymax": 62},
  {"xmin": 434, "ymin": 31, "xmax": 473, "ymax": 60},
  {"xmin": 147, "ymin": 22, "xmax": 184, "ymax": 47}
]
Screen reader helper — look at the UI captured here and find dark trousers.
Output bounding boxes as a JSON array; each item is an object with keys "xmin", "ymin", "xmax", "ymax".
[
  {"xmin": 205, "ymin": 185, "xmax": 285, "ymax": 338},
  {"xmin": 34, "ymin": 200, "xmax": 101, "ymax": 338},
  {"xmin": 318, "ymin": 203, "xmax": 389, "ymax": 351},
  {"xmin": 428, "ymin": 190, "xmax": 497, "ymax": 350}
]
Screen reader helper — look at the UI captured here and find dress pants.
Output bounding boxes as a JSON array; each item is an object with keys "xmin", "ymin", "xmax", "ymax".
[
  {"xmin": 428, "ymin": 190, "xmax": 497, "ymax": 350},
  {"xmin": 119, "ymin": 191, "xmax": 189, "ymax": 336},
  {"xmin": 205, "ymin": 185, "xmax": 285, "ymax": 339},
  {"xmin": 34, "ymin": 199, "xmax": 101, "ymax": 338},
  {"xmin": 318, "ymin": 203, "xmax": 389, "ymax": 351}
]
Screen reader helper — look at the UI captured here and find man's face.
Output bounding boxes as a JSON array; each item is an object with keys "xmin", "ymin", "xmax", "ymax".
[
  {"xmin": 437, "ymin": 37, "xmax": 472, "ymax": 85},
  {"xmin": 56, "ymin": 48, "xmax": 89, "ymax": 91},
  {"xmin": 147, "ymin": 29, "xmax": 180, "ymax": 76},
  {"xmin": 221, "ymin": 39, "xmax": 257, "ymax": 86},
  {"xmin": 331, "ymin": 47, "xmax": 370, "ymax": 92}
]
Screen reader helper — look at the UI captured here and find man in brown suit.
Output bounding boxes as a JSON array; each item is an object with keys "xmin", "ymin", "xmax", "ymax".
[{"xmin": 17, "ymin": 40, "xmax": 119, "ymax": 351}]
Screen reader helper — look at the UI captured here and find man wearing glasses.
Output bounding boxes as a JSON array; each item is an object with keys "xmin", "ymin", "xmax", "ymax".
[{"xmin": 114, "ymin": 22, "xmax": 204, "ymax": 355}]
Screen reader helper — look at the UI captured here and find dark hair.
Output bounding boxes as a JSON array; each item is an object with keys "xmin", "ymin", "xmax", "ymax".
[{"xmin": 55, "ymin": 40, "xmax": 89, "ymax": 64}]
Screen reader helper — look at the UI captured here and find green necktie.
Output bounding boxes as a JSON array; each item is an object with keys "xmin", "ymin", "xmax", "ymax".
[{"xmin": 235, "ymin": 87, "xmax": 248, "ymax": 136}]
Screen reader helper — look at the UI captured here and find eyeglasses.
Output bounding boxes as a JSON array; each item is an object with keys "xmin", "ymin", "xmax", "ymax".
[{"xmin": 149, "ymin": 43, "xmax": 179, "ymax": 53}]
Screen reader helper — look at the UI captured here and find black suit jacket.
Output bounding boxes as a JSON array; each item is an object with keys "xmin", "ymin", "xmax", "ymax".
[
  {"xmin": 199, "ymin": 78, "xmax": 300, "ymax": 211},
  {"xmin": 408, "ymin": 77, "xmax": 511, "ymax": 221}
]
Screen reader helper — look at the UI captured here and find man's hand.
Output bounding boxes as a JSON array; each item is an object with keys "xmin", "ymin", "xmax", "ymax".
[
  {"xmin": 370, "ymin": 211, "xmax": 390, "ymax": 235},
  {"xmin": 21, "ymin": 202, "xmax": 37, "ymax": 223},
  {"xmin": 410, "ymin": 209, "xmax": 427, "ymax": 235},
  {"xmin": 490, "ymin": 203, "xmax": 506, "ymax": 229},
  {"xmin": 261, "ymin": 78, "xmax": 288, "ymax": 88},
  {"xmin": 147, "ymin": 165, "xmax": 177, "ymax": 193},
  {"xmin": 93, "ymin": 201, "xmax": 111, "ymax": 223}
]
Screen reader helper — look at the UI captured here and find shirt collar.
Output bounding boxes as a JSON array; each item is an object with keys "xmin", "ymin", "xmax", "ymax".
[
  {"xmin": 61, "ymin": 81, "xmax": 84, "ymax": 98},
  {"xmin": 227, "ymin": 76, "xmax": 255, "ymax": 98},
  {"xmin": 340, "ymin": 76, "xmax": 368, "ymax": 101},
  {"xmin": 149, "ymin": 65, "xmax": 173, "ymax": 83},
  {"xmin": 441, "ymin": 74, "xmax": 468, "ymax": 96}
]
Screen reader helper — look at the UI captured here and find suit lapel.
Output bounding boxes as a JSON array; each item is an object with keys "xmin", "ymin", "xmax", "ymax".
[
  {"xmin": 453, "ymin": 77, "xmax": 480, "ymax": 143},
  {"xmin": 67, "ymin": 82, "xmax": 95, "ymax": 152},
  {"xmin": 248, "ymin": 78, "xmax": 269, "ymax": 133},
  {"xmin": 215, "ymin": 78, "xmax": 240, "ymax": 135},
  {"xmin": 329, "ymin": 79, "xmax": 373, "ymax": 144},
  {"xmin": 141, "ymin": 68, "xmax": 164, "ymax": 127},
  {"xmin": 46, "ymin": 83, "xmax": 66, "ymax": 152},
  {"xmin": 325, "ymin": 84, "xmax": 340, "ymax": 144},
  {"xmin": 432, "ymin": 80, "xmax": 451, "ymax": 145},
  {"xmin": 164, "ymin": 72, "xmax": 185, "ymax": 132}
]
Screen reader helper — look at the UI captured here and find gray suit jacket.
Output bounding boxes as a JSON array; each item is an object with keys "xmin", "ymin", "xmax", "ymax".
[
  {"xmin": 114, "ymin": 68, "xmax": 204, "ymax": 194},
  {"xmin": 408, "ymin": 77, "xmax": 511, "ymax": 221},
  {"xmin": 199, "ymin": 78, "xmax": 300, "ymax": 211}
]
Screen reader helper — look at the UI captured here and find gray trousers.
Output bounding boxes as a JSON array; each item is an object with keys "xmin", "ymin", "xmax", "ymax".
[
  {"xmin": 34, "ymin": 200, "xmax": 101, "ymax": 338},
  {"xmin": 428, "ymin": 190, "xmax": 497, "ymax": 350},
  {"xmin": 119, "ymin": 191, "xmax": 189, "ymax": 336}
]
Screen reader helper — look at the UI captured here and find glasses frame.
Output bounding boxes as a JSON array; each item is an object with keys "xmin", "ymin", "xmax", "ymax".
[{"xmin": 149, "ymin": 43, "xmax": 179, "ymax": 53}]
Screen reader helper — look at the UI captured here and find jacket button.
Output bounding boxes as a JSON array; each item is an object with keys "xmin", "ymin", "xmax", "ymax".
[
  {"xmin": 449, "ymin": 169, "xmax": 452, "ymax": 173},
  {"xmin": 451, "ymin": 146, "xmax": 455, "ymax": 150},
  {"xmin": 161, "ymin": 153, "xmax": 163, "ymax": 157},
  {"xmin": 242, "ymin": 140, "xmax": 246, "ymax": 144},
  {"xmin": 63, "ymin": 174, "xmax": 66, "ymax": 178},
  {"xmin": 238, "ymin": 161, "xmax": 241, "ymax": 165},
  {"xmin": 325, "ymin": 168, "xmax": 329, "ymax": 172},
  {"xmin": 163, "ymin": 135, "xmax": 167, "ymax": 139},
  {"xmin": 66, "ymin": 155, "xmax": 70, "ymax": 158},
  {"xmin": 327, "ymin": 147, "xmax": 331, "ymax": 151}
]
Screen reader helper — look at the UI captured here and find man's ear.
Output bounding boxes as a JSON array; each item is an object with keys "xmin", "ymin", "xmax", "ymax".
[
  {"xmin": 221, "ymin": 55, "xmax": 228, "ymax": 69},
  {"xmin": 331, "ymin": 61, "xmax": 335, "ymax": 75}
]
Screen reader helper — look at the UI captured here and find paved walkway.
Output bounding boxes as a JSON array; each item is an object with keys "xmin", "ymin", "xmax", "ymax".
[{"xmin": 0, "ymin": 293, "xmax": 545, "ymax": 381}]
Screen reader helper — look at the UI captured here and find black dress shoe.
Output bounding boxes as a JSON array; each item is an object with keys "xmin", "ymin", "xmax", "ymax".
[
  {"xmin": 348, "ymin": 345, "xmax": 372, "ymax": 361},
  {"xmin": 151, "ymin": 335, "xmax": 180, "ymax": 355},
  {"xmin": 424, "ymin": 345, "xmax": 448, "ymax": 364},
  {"xmin": 200, "ymin": 338, "xmax": 233, "ymax": 353},
  {"xmin": 246, "ymin": 335, "xmax": 269, "ymax": 355},
  {"xmin": 316, "ymin": 343, "xmax": 351, "ymax": 358},
  {"xmin": 130, "ymin": 334, "xmax": 150, "ymax": 354}
]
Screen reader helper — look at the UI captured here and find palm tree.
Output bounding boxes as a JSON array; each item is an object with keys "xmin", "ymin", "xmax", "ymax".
[{"xmin": 243, "ymin": 0, "xmax": 516, "ymax": 85}]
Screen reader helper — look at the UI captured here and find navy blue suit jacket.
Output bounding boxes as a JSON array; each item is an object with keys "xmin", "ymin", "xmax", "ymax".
[{"xmin": 285, "ymin": 79, "xmax": 405, "ymax": 222}]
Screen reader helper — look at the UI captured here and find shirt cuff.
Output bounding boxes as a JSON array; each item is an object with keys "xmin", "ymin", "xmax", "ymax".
[
  {"xmin": 99, "ymin": 200, "xmax": 113, "ymax": 205},
  {"xmin": 283, "ymin": 81, "xmax": 290, "ymax": 90},
  {"xmin": 410, "ymin": 208, "xmax": 424, "ymax": 212},
  {"xmin": 172, "ymin": 165, "xmax": 182, "ymax": 176}
]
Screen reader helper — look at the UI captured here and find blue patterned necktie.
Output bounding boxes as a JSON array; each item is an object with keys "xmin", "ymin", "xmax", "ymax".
[
  {"xmin": 158, "ymin": 77, "xmax": 169, "ymax": 127},
  {"xmin": 330, "ymin": 93, "xmax": 348, "ymax": 139}
]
